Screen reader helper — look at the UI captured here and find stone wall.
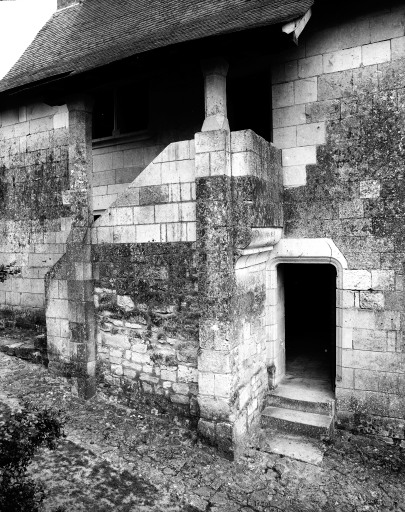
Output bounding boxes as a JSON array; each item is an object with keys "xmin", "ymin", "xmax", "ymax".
[
  {"xmin": 92, "ymin": 140, "xmax": 198, "ymax": 416},
  {"xmin": 0, "ymin": 102, "xmax": 70, "ymax": 325},
  {"xmin": 45, "ymin": 98, "xmax": 96, "ymax": 398},
  {"xmin": 93, "ymin": 142, "xmax": 164, "ymax": 212},
  {"xmin": 273, "ymin": 4, "xmax": 405, "ymax": 438},
  {"xmin": 196, "ymin": 129, "xmax": 283, "ymax": 454}
]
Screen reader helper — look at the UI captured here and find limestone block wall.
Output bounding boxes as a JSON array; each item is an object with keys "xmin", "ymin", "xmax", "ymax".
[
  {"xmin": 196, "ymin": 129, "xmax": 283, "ymax": 453},
  {"xmin": 45, "ymin": 98, "xmax": 96, "ymax": 399},
  {"xmin": 92, "ymin": 140, "xmax": 198, "ymax": 416},
  {"xmin": 0, "ymin": 102, "xmax": 71, "ymax": 324},
  {"xmin": 232, "ymin": 256, "xmax": 268, "ymax": 443},
  {"xmin": 273, "ymin": 5, "xmax": 405, "ymax": 438},
  {"xmin": 272, "ymin": 4, "xmax": 405, "ymax": 188},
  {"xmin": 231, "ymin": 133, "xmax": 283, "ymax": 441},
  {"xmin": 92, "ymin": 142, "xmax": 164, "ymax": 212}
]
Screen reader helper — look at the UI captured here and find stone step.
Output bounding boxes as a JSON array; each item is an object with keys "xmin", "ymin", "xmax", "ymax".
[
  {"xmin": 266, "ymin": 392, "xmax": 334, "ymax": 417},
  {"xmin": 261, "ymin": 406, "xmax": 333, "ymax": 439},
  {"xmin": 0, "ymin": 338, "xmax": 48, "ymax": 365},
  {"xmin": 258, "ymin": 430, "xmax": 325, "ymax": 465},
  {"xmin": 267, "ymin": 378, "xmax": 335, "ymax": 417}
]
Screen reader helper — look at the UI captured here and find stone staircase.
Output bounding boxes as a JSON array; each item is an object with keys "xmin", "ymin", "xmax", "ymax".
[{"xmin": 258, "ymin": 374, "xmax": 335, "ymax": 465}]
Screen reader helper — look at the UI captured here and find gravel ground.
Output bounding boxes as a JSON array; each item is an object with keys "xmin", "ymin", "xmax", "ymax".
[{"xmin": 0, "ymin": 345, "xmax": 404, "ymax": 512}]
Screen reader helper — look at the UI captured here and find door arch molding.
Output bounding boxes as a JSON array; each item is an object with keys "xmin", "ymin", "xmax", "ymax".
[{"xmin": 264, "ymin": 238, "xmax": 348, "ymax": 388}]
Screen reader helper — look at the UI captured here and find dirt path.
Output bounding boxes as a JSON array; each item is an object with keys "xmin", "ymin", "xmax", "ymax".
[{"xmin": 0, "ymin": 351, "xmax": 404, "ymax": 511}]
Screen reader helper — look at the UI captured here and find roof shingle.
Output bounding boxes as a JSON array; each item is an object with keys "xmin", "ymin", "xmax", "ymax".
[{"xmin": 0, "ymin": 0, "xmax": 313, "ymax": 93}]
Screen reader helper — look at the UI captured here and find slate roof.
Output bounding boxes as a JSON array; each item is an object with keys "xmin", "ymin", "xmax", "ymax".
[{"xmin": 0, "ymin": 0, "xmax": 313, "ymax": 93}]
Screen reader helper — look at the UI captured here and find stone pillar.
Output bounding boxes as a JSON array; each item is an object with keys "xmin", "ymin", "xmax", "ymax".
[
  {"xmin": 46, "ymin": 96, "xmax": 95, "ymax": 399},
  {"xmin": 201, "ymin": 58, "xmax": 230, "ymax": 132},
  {"xmin": 196, "ymin": 58, "xmax": 235, "ymax": 457},
  {"xmin": 65, "ymin": 96, "xmax": 95, "ymax": 399}
]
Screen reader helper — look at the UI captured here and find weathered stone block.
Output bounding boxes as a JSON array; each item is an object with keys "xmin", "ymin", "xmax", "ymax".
[
  {"xmin": 283, "ymin": 164, "xmax": 307, "ymax": 188},
  {"xmin": 198, "ymin": 396, "xmax": 230, "ymax": 421},
  {"xmin": 296, "ymin": 122, "xmax": 325, "ymax": 147},
  {"xmin": 362, "ymin": 40, "xmax": 391, "ymax": 66},
  {"xmin": 375, "ymin": 311, "xmax": 401, "ymax": 331},
  {"xmin": 140, "ymin": 373, "xmax": 159, "ymax": 384},
  {"xmin": 178, "ymin": 365, "xmax": 197, "ymax": 383},
  {"xmin": 323, "ymin": 47, "xmax": 361, "ymax": 74},
  {"xmin": 272, "ymin": 82, "xmax": 294, "ymax": 108},
  {"xmin": 116, "ymin": 295, "xmax": 135, "ymax": 311},
  {"xmin": 354, "ymin": 369, "xmax": 379, "ymax": 391},
  {"xmin": 305, "ymin": 99, "xmax": 341, "ymax": 123},
  {"xmin": 122, "ymin": 360, "xmax": 142, "ymax": 372},
  {"xmin": 198, "ymin": 372, "xmax": 215, "ymax": 396},
  {"xmin": 136, "ymin": 224, "xmax": 160, "ymax": 243},
  {"xmin": 214, "ymin": 374, "xmax": 232, "ymax": 398},
  {"xmin": 179, "ymin": 202, "xmax": 196, "ymax": 222},
  {"xmin": 111, "ymin": 364, "xmax": 123, "ymax": 376},
  {"xmin": 392, "ymin": 36, "xmax": 405, "ymax": 61},
  {"xmin": 298, "ymin": 55, "xmax": 323, "ymax": 78},
  {"xmin": 155, "ymin": 203, "xmax": 179, "ymax": 223},
  {"xmin": 273, "ymin": 126, "xmax": 297, "ymax": 150},
  {"xmin": 273, "ymin": 104, "xmax": 306, "ymax": 128},
  {"xmin": 102, "ymin": 332, "xmax": 130, "ymax": 350},
  {"xmin": 343, "ymin": 270, "xmax": 371, "ymax": 290},
  {"xmin": 131, "ymin": 343, "xmax": 147, "ymax": 354},
  {"xmin": 161, "ymin": 369, "xmax": 177, "ymax": 382},
  {"xmin": 195, "ymin": 130, "xmax": 228, "ymax": 154},
  {"xmin": 172, "ymin": 382, "xmax": 189, "ymax": 395},
  {"xmin": 282, "ymin": 146, "xmax": 316, "ymax": 167},
  {"xmin": 339, "ymin": 199, "xmax": 364, "ymax": 219},
  {"xmin": 359, "ymin": 291, "xmax": 384, "ymax": 311},
  {"xmin": 318, "ymin": 70, "xmax": 353, "ymax": 100},
  {"xmin": 371, "ymin": 270, "xmax": 395, "ymax": 291},
  {"xmin": 199, "ymin": 350, "xmax": 231, "ymax": 373},
  {"xmin": 132, "ymin": 205, "xmax": 154, "ymax": 224},
  {"xmin": 294, "ymin": 77, "xmax": 317, "ymax": 104},
  {"xmin": 360, "ymin": 180, "xmax": 380, "ymax": 199},
  {"xmin": 353, "ymin": 329, "xmax": 387, "ymax": 351},
  {"xmin": 171, "ymin": 394, "xmax": 189, "ymax": 404},
  {"xmin": 131, "ymin": 351, "xmax": 151, "ymax": 364}
]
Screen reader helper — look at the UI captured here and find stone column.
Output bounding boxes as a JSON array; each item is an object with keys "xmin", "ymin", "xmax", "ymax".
[
  {"xmin": 46, "ymin": 96, "xmax": 95, "ymax": 399},
  {"xmin": 196, "ymin": 58, "xmax": 235, "ymax": 457},
  {"xmin": 201, "ymin": 58, "xmax": 230, "ymax": 132}
]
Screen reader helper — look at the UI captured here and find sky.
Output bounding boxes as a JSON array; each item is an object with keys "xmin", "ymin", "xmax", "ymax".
[{"xmin": 0, "ymin": 0, "xmax": 56, "ymax": 79}]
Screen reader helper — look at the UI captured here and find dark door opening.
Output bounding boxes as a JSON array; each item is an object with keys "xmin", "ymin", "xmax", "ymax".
[{"xmin": 281, "ymin": 263, "xmax": 336, "ymax": 390}]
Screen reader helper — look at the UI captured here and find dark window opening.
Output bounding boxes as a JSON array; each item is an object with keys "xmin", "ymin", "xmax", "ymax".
[
  {"xmin": 227, "ymin": 69, "xmax": 271, "ymax": 141},
  {"xmin": 281, "ymin": 264, "xmax": 336, "ymax": 389},
  {"xmin": 92, "ymin": 83, "xmax": 149, "ymax": 140}
]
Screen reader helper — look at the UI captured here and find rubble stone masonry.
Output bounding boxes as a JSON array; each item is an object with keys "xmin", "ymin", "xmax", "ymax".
[{"xmin": 92, "ymin": 140, "xmax": 198, "ymax": 417}]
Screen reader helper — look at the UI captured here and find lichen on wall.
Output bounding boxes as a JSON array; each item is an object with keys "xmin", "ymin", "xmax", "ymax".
[
  {"xmin": 0, "ymin": 102, "xmax": 71, "ymax": 325},
  {"xmin": 93, "ymin": 242, "xmax": 199, "ymax": 416},
  {"xmin": 283, "ymin": 55, "xmax": 405, "ymax": 437}
]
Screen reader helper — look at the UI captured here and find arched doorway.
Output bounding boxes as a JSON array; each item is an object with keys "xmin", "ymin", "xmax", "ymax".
[
  {"xmin": 265, "ymin": 239, "xmax": 348, "ymax": 392},
  {"xmin": 280, "ymin": 263, "xmax": 336, "ymax": 390}
]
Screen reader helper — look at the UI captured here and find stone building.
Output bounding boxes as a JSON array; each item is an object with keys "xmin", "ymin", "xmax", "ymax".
[{"xmin": 0, "ymin": 0, "xmax": 404, "ymax": 457}]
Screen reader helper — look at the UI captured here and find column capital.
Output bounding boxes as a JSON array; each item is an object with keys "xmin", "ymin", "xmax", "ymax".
[{"xmin": 66, "ymin": 94, "xmax": 94, "ymax": 113}]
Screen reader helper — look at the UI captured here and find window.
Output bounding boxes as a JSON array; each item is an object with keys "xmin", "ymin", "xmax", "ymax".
[{"xmin": 92, "ymin": 83, "xmax": 149, "ymax": 140}]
